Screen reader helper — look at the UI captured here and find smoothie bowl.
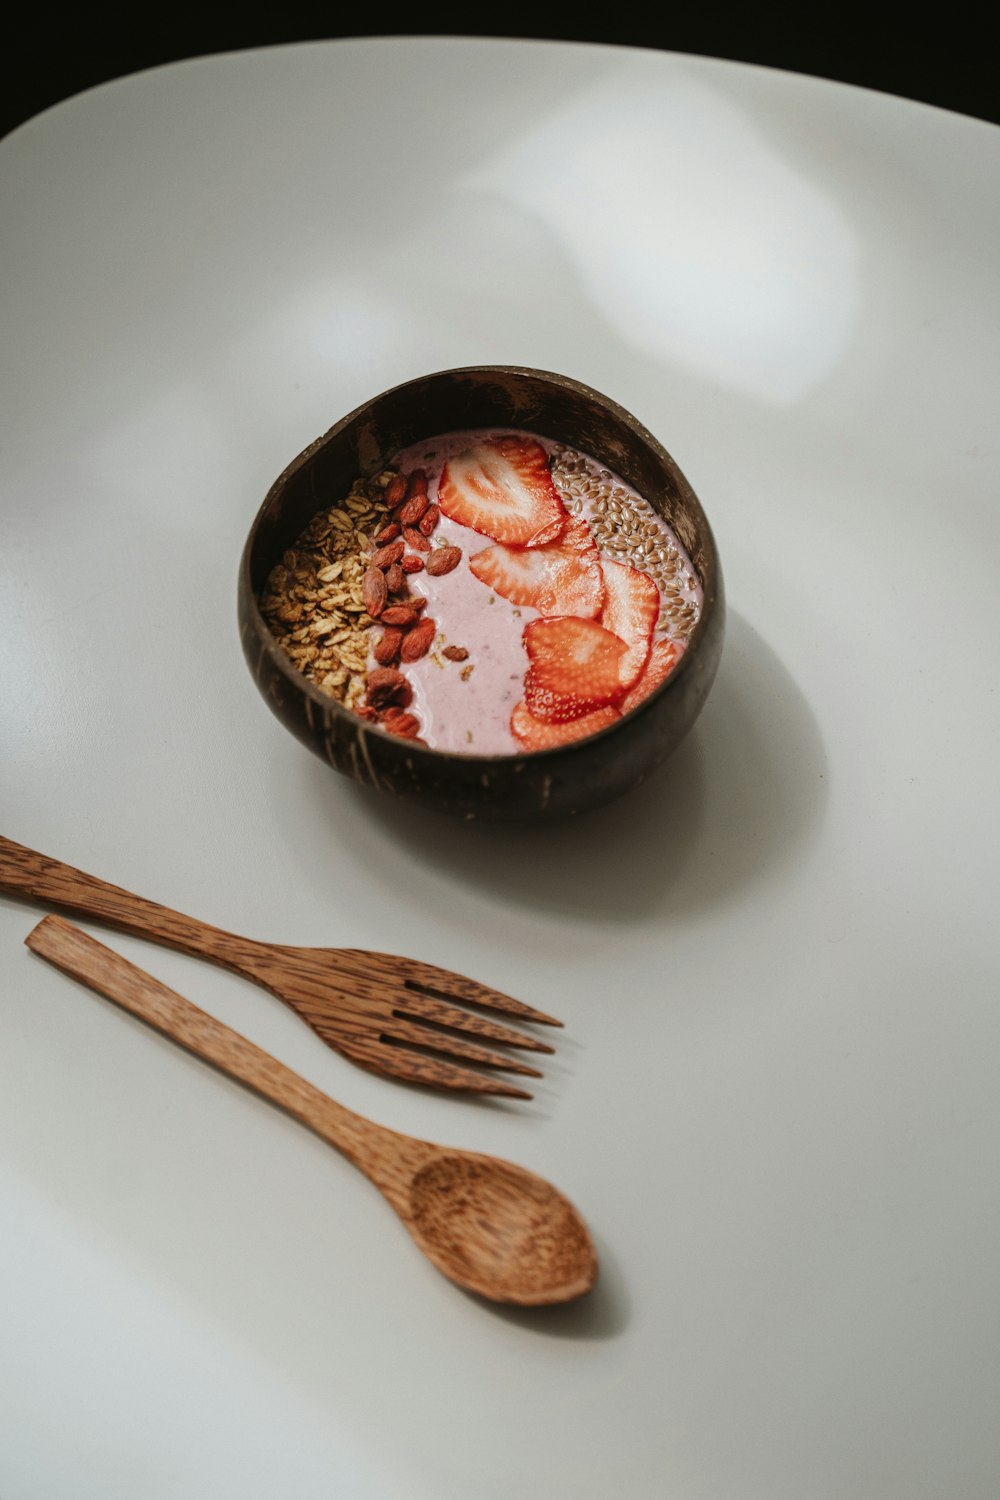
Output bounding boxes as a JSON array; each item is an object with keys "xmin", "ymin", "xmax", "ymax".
[{"xmin": 238, "ymin": 366, "xmax": 724, "ymax": 820}]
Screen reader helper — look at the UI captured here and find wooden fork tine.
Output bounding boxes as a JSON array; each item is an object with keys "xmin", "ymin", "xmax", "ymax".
[
  {"xmin": 392, "ymin": 991, "xmax": 556, "ymax": 1053},
  {"xmin": 379, "ymin": 1019, "xmax": 545, "ymax": 1078},
  {"xmin": 393, "ymin": 957, "xmax": 563, "ymax": 1028},
  {"xmin": 337, "ymin": 1037, "xmax": 535, "ymax": 1100}
]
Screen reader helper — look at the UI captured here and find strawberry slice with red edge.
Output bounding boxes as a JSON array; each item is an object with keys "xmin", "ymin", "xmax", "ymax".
[
  {"xmin": 619, "ymin": 637, "xmax": 684, "ymax": 714},
  {"xmin": 523, "ymin": 616, "xmax": 628, "ymax": 722},
  {"xmin": 599, "ymin": 559, "xmax": 659, "ymax": 691},
  {"xmin": 437, "ymin": 435, "xmax": 566, "ymax": 547},
  {"xmin": 511, "ymin": 700, "xmax": 620, "ymax": 750},
  {"xmin": 468, "ymin": 518, "xmax": 604, "ymax": 618}
]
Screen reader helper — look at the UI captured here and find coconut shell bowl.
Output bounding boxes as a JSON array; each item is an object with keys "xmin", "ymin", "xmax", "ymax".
[{"xmin": 238, "ymin": 365, "xmax": 724, "ymax": 821}]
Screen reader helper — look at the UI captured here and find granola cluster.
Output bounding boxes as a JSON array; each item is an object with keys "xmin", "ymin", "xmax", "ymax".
[{"xmin": 258, "ymin": 477, "xmax": 390, "ymax": 712}]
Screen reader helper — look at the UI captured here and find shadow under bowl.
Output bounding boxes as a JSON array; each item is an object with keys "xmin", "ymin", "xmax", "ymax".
[{"xmin": 238, "ymin": 365, "xmax": 725, "ymax": 821}]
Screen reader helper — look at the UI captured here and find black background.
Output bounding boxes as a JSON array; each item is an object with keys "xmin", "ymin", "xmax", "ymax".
[{"xmin": 2, "ymin": 3, "xmax": 996, "ymax": 142}]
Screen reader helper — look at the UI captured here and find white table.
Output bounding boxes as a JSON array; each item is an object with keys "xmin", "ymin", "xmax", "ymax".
[{"xmin": 2, "ymin": 37, "xmax": 998, "ymax": 1499}]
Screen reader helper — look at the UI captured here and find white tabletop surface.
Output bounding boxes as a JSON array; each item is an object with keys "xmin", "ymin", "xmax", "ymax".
[{"xmin": 2, "ymin": 36, "xmax": 999, "ymax": 1500}]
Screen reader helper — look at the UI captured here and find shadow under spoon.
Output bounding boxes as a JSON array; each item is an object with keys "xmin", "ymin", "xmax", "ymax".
[{"xmin": 24, "ymin": 915, "xmax": 597, "ymax": 1306}]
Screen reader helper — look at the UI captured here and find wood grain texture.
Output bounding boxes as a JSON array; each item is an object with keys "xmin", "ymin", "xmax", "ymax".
[
  {"xmin": 0, "ymin": 834, "xmax": 559, "ymax": 1098},
  {"xmin": 25, "ymin": 916, "xmax": 597, "ymax": 1305}
]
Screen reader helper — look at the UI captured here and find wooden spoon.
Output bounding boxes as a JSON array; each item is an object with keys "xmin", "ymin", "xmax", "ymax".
[{"xmin": 25, "ymin": 916, "xmax": 598, "ymax": 1306}]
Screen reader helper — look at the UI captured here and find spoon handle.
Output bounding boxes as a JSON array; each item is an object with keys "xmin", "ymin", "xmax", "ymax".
[
  {"xmin": 0, "ymin": 835, "xmax": 263, "ymax": 973},
  {"xmin": 23, "ymin": 915, "xmax": 411, "ymax": 1186}
]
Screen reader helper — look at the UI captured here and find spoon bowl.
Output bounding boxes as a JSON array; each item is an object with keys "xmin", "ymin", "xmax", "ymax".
[{"xmin": 407, "ymin": 1154, "xmax": 597, "ymax": 1305}]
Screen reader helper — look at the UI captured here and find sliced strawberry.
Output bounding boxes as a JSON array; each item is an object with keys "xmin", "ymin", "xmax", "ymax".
[
  {"xmin": 437, "ymin": 435, "xmax": 566, "ymax": 547},
  {"xmin": 599, "ymin": 559, "xmax": 659, "ymax": 691},
  {"xmin": 511, "ymin": 700, "xmax": 619, "ymax": 750},
  {"xmin": 619, "ymin": 637, "xmax": 684, "ymax": 714},
  {"xmin": 523, "ymin": 616, "xmax": 628, "ymax": 722},
  {"xmin": 469, "ymin": 518, "xmax": 604, "ymax": 617}
]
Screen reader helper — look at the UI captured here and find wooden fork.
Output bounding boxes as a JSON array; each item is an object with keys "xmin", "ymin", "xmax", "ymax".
[
  {"xmin": 0, "ymin": 835, "xmax": 559, "ymax": 1098},
  {"xmin": 25, "ymin": 916, "xmax": 596, "ymax": 1304}
]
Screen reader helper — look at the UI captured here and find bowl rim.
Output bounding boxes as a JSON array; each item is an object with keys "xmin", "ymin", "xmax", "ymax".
[{"xmin": 239, "ymin": 363, "xmax": 722, "ymax": 764}]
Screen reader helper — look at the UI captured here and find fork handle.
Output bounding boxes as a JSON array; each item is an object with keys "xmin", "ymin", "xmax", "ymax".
[{"xmin": 0, "ymin": 835, "xmax": 262, "ymax": 975}]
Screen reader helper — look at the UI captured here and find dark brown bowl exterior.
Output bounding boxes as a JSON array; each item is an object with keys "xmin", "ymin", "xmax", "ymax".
[{"xmin": 238, "ymin": 366, "xmax": 724, "ymax": 820}]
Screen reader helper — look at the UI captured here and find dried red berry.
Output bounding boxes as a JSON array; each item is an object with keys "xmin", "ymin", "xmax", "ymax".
[
  {"xmin": 373, "ymin": 627, "xmax": 403, "ymax": 666},
  {"xmin": 380, "ymin": 707, "xmax": 422, "ymax": 739},
  {"xmin": 400, "ymin": 617, "xmax": 436, "ymax": 662},
  {"xmin": 425, "ymin": 545, "xmax": 462, "ymax": 576},
  {"xmin": 361, "ymin": 566, "xmax": 388, "ymax": 618},
  {"xmin": 399, "ymin": 491, "xmax": 430, "ymax": 526},
  {"xmin": 371, "ymin": 539, "xmax": 405, "ymax": 570},
  {"xmin": 381, "ymin": 605, "xmax": 421, "ymax": 627},
  {"xmin": 366, "ymin": 667, "xmax": 412, "ymax": 709}
]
